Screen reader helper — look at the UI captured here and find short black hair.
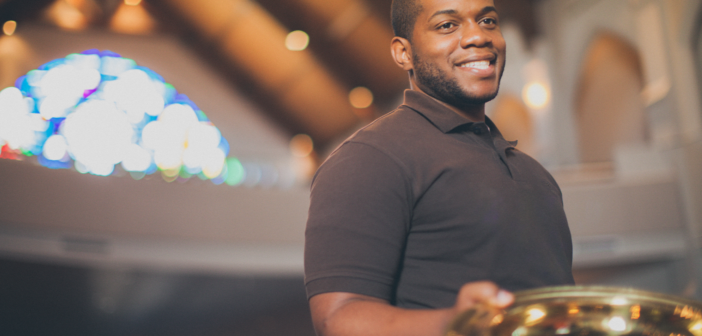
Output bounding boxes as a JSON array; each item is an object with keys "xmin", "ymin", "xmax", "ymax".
[{"xmin": 391, "ymin": 0, "xmax": 423, "ymax": 41}]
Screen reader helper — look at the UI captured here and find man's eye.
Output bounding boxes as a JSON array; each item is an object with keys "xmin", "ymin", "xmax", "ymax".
[
  {"xmin": 439, "ymin": 22, "xmax": 455, "ymax": 30},
  {"xmin": 482, "ymin": 18, "xmax": 498, "ymax": 26}
]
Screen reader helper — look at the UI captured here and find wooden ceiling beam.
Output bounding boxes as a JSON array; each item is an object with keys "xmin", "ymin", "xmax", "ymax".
[
  {"xmin": 163, "ymin": 0, "xmax": 362, "ymax": 145},
  {"xmin": 257, "ymin": 0, "xmax": 408, "ymax": 111}
]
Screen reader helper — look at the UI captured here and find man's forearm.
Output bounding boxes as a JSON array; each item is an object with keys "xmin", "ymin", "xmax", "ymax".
[
  {"xmin": 309, "ymin": 282, "xmax": 514, "ymax": 336},
  {"xmin": 310, "ymin": 293, "xmax": 456, "ymax": 336}
]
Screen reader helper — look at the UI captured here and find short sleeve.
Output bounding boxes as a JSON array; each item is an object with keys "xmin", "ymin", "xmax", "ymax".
[{"xmin": 304, "ymin": 141, "xmax": 412, "ymax": 302}]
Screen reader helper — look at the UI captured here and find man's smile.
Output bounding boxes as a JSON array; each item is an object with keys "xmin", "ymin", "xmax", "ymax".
[
  {"xmin": 459, "ymin": 60, "xmax": 491, "ymax": 70},
  {"xmin": 456, "ymin": 55, "xmax": 497, "ymax": 76},
  {"xmin": 456, "ymin": 52, "xmax": 496, "ymax": 69}
]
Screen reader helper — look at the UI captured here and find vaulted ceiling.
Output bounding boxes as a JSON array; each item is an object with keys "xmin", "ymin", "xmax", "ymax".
[{"xmin": 0, "ymin": 0, "xmax": 540, "ymax": 150}]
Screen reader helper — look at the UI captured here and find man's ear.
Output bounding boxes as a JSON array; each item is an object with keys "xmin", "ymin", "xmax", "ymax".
[{"xmin": 391, "ymin": 36, "xmax": 414, "ymax": 72}]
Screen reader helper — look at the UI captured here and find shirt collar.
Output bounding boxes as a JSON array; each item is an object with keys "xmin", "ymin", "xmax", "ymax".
[
  {"xmin": 402, "ymin": 89, "xmax": 473, "ymax": 133},
  {"xmin": 401, "ymin": 90, "xmax": 507, "ymax": 137},
  {"xmin": 401, "ymin": 90, "xmax": 517, "ymax": 149}
]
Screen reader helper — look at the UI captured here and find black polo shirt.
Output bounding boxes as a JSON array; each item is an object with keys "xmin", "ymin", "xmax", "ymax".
[{"xmin": 304, "ymin": 90, "xmax": 574, "ymax": 309}]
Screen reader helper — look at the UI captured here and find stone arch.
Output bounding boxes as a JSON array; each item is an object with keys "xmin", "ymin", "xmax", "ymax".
[
  {"xmin": 575, "ymin": 31, "xmax": 648, "ymax": 163},
  {"xmin": 694, "ymin": 7, "xmax": 702, "ymax": 110}
]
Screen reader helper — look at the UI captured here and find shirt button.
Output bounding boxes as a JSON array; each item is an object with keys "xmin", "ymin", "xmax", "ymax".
[{"xmin": 473, "ymin": 127, "xmax": 482, "ymax": 135}]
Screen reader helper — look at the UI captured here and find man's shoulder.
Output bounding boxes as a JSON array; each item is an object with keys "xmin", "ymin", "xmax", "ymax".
[
  {"xmin": 341, "ymin": 104, "xmax": 433, "ymax": 150},
  {"xmin": 315, "ymin": 105, "xmax": 433, "ymax": 179}
]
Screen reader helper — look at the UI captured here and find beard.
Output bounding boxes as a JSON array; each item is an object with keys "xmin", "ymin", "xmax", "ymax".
[{"xmin": 412, "ymin": 52, "xmax": 503, "ymax": 109}]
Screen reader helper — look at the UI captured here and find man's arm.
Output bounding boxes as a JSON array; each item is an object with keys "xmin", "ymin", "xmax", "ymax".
[{"xmin": 309, "ymin": 282, "xmax": 514, "ymax": 336}]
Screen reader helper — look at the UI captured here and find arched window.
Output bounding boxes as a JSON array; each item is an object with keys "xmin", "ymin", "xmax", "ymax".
[
  {"xmin": 575, "ymin": 32, "xmax": 648, "ymax": 163},
  {"xmin": 694, "ymin": 9, "xmax": 702, "ymax": 110}
]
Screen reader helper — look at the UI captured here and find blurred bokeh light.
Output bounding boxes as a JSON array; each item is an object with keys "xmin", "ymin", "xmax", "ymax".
[
  {"xmin": 289, "ymin": 134, "xmax": 313, "ymax": 158},
  {"xmin": 349, "ymin": 86, "xmax": 373, "ymax": 109},
  {"xmin": 285, "ymin": 30, "xmax": 310, "ymax": 51},
  {"xmin": 3, "ymin": 20, "xmax": 17, "ymax": 36},
  {"xmin": 44, "ymin": 0, "xmax": 89, "ymax": 31},
  {"xmin": 522, "ymin": 81, "xmax": 550, "ymax": 110},
  {"xmin": 110, "ymin": 0, "xmax": 156, "ymax": 35}
]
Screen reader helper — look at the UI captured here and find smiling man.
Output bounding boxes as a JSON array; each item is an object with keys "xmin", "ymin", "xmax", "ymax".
[{"xmin": 304, "ymin": 0, "xmax": 575, "ymax": 335}]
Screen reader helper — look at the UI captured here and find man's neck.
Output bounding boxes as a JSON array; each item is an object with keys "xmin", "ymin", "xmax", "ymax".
[{"xmin": 409, "ymin": 84, "xmax": 486, "ymax": 123}]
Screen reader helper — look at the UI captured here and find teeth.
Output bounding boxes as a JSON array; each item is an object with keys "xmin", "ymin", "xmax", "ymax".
[{"xmin": 461, "ymin": 60, "xmax": 490, "ymax": 70}]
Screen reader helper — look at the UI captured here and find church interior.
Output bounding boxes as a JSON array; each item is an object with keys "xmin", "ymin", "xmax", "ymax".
[{"xmin": 0, "ymin": 0, "xmax": 701, "ymax": 335}]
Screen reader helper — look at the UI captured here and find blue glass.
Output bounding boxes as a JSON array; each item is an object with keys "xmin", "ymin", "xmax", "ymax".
[{"xmin": 38, "ymin": 58, "xmax": 66, "ymax": 71}]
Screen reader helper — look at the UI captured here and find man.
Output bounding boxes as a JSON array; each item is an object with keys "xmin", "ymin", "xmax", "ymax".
[{"xmin": 304, "ymin": 0, "xmax": 575, "ymax": 335}]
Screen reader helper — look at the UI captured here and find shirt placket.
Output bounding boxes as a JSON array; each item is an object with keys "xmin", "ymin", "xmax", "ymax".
[{"xmin": 469, "ymin": 123, "xmax": 515, "ymax": 179}]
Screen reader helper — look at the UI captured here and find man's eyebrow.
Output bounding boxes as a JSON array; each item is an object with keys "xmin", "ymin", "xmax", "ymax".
[
  {"xmin": 428, "ymin": 6, "xmax": 499, "ymax": 21},
  {"xmin": 478, "ymin": 6, "xmax": 498, "ymax": 16},
  {"xmin": 428, "ymin": 9, "xmax": 458, "ymax": 20}
]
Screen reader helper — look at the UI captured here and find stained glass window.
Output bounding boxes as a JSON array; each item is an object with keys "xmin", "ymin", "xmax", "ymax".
[{"xmin": 0, "ymin": 49, "xmax": 244, "ymax": 185}]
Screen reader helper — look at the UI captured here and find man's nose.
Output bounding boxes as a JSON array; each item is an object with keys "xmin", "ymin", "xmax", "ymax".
[{"xmin": 460, "ymin": 22, "xmax": 492, "ymax": 48}]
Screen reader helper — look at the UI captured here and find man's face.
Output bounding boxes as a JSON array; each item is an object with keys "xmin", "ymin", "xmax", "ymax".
[{"xmin": 409, "ymin": 0, "xmax": 506, "ymax": 108}]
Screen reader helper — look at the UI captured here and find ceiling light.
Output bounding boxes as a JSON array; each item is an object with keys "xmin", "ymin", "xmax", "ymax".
[
  {"xmin": 349, "ymin": 86, "xmax": 373, "ymax": 109},
  {"xmin": 522, "ymin": 81, "xmax": 549, "ymax": 110},
  {"xmin": 110, "ymin": 2, "xmax": 156, "ymax": 35},
  {"xmin": 44, "ymin": 0, "xmax": 88, "ymax": 31},
  {"xmin": 285, "ymin": 30, "xmax": 309, "ymax": 51},
  {"xmin": 3, "ymin": 21, "xmax": 17, "ymax": 36},
  {"xmin": 290, "ymin": 134, "xmax": 313, "ymax": 158},
  {"xmin": 125, "ymin": 0, "xmax": 141, "ymax": 6}
]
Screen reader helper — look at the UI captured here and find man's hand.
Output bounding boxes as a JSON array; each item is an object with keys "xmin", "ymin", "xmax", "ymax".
[
  {"xmin": 309, "ymin": 282, "xmax": 513, "ymax": 336},
  {"xmin": 452, "ymin": 281, "xmax": 514, "ymax": 315}
]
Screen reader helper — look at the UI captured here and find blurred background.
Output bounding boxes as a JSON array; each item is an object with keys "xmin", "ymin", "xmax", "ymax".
[{"xmin": 0, "ymin": 0, "xmax": 701, "ymax": 335}]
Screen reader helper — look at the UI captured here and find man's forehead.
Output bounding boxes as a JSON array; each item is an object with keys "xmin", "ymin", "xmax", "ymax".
[{"xmin": 417, "ymin": 0, "xmax": 497, "ymax": 18}]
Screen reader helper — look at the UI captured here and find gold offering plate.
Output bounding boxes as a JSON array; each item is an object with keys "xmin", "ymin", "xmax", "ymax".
[{"xmin": 447, "ymin": 286, "xmax": 702, "ymax": 336}]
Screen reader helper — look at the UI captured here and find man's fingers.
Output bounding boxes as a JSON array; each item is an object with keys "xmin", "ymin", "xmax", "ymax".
[
  {"xmin": 493, "ymin": 289, "xmax": 514, "ymax": 308},
  {"xmin": 455, "ymin": 282, "xmax": 514, "ymax": 311}
]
